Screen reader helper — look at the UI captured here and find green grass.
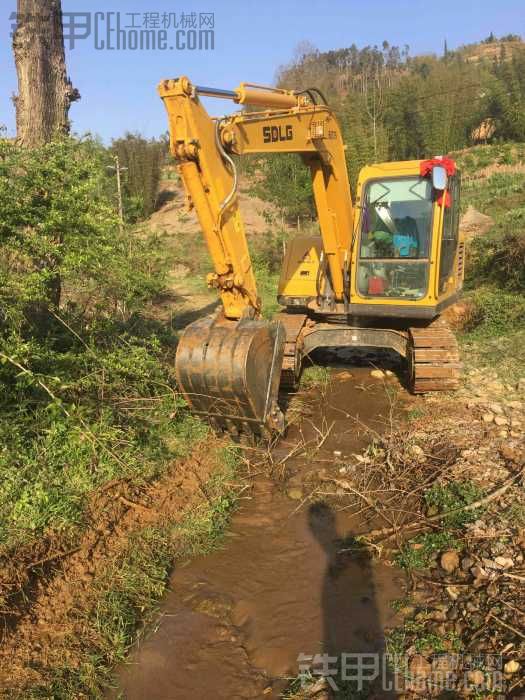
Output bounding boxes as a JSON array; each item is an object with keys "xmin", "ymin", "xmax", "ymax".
[
  {"xmin": 299, "ymin": 365, "xmax": 332, "ymax": 390},
  {"xmin": 454, "ymin": 142, "xmax": 525, "ymax": 176},
  {"xmin": 394, "ymin": 481, "xmax": 485, "ymax": 571},
  {"xmin": 387, "ymin": 620, "xmax": 463, "ymax": 660},
  {"xmin": 460, "ymin": 327, "xmax": 525, "ymax": 385},
  {"xmin": 424, "ymin": 481, "xmax": 484, "ymax": 527},
  {"xmin": 253, "ymin": 260, "xmax": 282, "ymax": 319},
  {"xmin": 406, "ymin": 407, "xmax": 425, "ymax": 421},
  {"xmin": 395, "ymin": 530, "xmax": 460, "ymax": 571}
]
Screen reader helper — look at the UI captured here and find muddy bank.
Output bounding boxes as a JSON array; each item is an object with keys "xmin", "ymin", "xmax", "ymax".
[
  {"xmin": 0, "ymin": 439, "xmax": 237, "ymax": 697},
  {"xmin": 113, "ymin": 368, "xmax": 407, "ymax": 699}
]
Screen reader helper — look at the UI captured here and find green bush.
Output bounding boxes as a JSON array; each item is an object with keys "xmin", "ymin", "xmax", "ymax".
[
  {"xmin": 0, "ymin": 137, "xmax": 198, "ymax": 552},
  {"xmin": 467, "ymin": 223, "xmax": 525, "ymax": 293},
  {"xmin": 463, "ymin": 287, "xmax": 525, "ymax": 336},
  {"xmin": 111, "ymin": 133, "xmax": 165, "ymax": 221},
  {"xmin": 252, "ymin": 153, "xmax": 315, "ymax": 222}
]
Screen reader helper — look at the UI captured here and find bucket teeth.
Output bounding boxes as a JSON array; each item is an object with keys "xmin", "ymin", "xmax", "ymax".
[{"xmin": 175, "ymin": 314, "xmax": 286, "ymax": 438}]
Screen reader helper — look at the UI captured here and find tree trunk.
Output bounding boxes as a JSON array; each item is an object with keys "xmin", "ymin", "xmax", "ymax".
[{"xmin": 12, "ymin": 0, "xmax": 80, "ymax": 147}]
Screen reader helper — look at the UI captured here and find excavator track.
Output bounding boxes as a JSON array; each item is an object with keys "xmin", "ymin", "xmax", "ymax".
[
  {"xmin": 408, "ymin": 318, "xmax": 461, "ymax": 393},
  {"xmin": 275, "ymin": 312, "xmax": 308, "ymax": 389}
]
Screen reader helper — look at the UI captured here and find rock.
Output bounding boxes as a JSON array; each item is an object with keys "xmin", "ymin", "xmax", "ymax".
[
  {"xmin": 370, "ymin": 369, "xmax": 385, "ymax": 379},
  {"xmin": 467, "ymin": 669, "xmax": 485, "ymax": 686},
  {"xmin": 287, "ymin": 488, "xmax": 303, "ymax": 501},
  {"xmin": 445, "ymin": 586, "xmax": 460, "ymax": 601},
  {"xmin": 482, "ymin": 557, "xmax": 499, "ymax": 569},
  {"xmin": 333, "ymin": 450, "xmax": 342, "ymax": 458},
  {"xmin": 461, "ymin": 556, "xmax": 474, "ymax": 571},
  {"xmin": 500, "ymin": 445, "xmax": 522, "ymax": 462},
  {"xmin": 399, "ymin": 605, "xmax": 416, "ymax": 617},
  {"xmin": 447, "ymin": 606, "xmax": 459, "ymax": 620},
  {"xmin": 489, "ymin": 403, "xmax": 504, "ymax": 415},
  {"xmin": 487, "ymin": 581, "xmax": 499, "ymax": 596},
  {"xmin": 494, "ymin": 415, "xmax": 509, "ymax": 426},
  {"xmin": 482, "ymin": 413, "xmax": 494, "ymax": 424},
  {"xmin": 494, "ymin": 555, "xmax": 514, "ymax": 569},
  {"xmin": 440, "ymin": 550, "xmax": 460, "ymax": 573},
  {"xmin": 489, "ymin": 381, "xmax": 505, "ymax": 393},
  {"xmin": 470, "ymin": 565, "xmax": 489, "ymax": 580},
  {"xmin": 385, "ymin": 369, "xmax": 394, "ymax": 377},
  {"xmin": 504, "ymin": 660, "xmax": 521, "ymax": 674},
  {"xmin": 410, "ymin": 444, "xmax": 425, "ymax": 458},
  {"xmin": 337, "ymin": 370, "xmax": 353, "ymax": 380},
  {"xmin": 409, "ymin": 654, "xmax": 431, "ymax": 678}
]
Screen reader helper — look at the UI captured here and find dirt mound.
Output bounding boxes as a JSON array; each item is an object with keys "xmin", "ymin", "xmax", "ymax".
[
  {"xmin": 441, "ymin": 300, "xmax": 475, "ymax": 330},
  {"xmin": 149, "ymin": 177, "xmax": 285, "ymax": 237},
  {"xmin": 0, "ymin": 440, "xmax": 229, "ymax": 696},
  {"xmin": 460, "ymin": 205, "xmax": 494, "ymax": 239}
]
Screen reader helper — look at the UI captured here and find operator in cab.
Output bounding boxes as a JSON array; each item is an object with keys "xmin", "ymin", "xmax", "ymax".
[{"xmin": 393, "ymin": 216, "xmax": 419, "ymax": 257}]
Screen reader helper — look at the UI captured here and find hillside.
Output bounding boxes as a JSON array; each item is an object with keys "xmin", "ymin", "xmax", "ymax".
[{"xmin": 462, "ymin": 37, "xmax": 525, "ymax": 62}]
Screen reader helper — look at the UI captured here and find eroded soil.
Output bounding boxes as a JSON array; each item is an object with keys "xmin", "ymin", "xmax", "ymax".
[{"xmin": 0, "ymin": 440, "xmax": 232, "ymax": 695}]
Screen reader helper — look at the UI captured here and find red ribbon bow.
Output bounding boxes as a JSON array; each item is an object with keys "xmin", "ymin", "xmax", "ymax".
[{"xmin": 419, "ymin": 157, "xmax": 456, "ymax": 207}]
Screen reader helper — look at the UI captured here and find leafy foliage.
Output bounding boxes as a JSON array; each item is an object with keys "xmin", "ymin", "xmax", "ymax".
[
  {"xmin": 111, "ymin": 132, "xmax": 166, "ymax": 221},
  {"xmin": 395, "ymin": 531, "xmax": 460, "ymax": 571},
  {"xmin": 424, "ymin": 481, "xmax": 484, "ymax": 527},
  {"xmin": 0, "ymin": 137, "xmax": 195, "ymax": 552},
  {"xmin": 252, "ymin": 153, "xmax": 315, "ymax": 221}
]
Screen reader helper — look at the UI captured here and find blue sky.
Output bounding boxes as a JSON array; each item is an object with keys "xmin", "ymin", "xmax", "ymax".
[{"xmin": 1, "ymin": 0, "xmax": 523, "ymax": 142}]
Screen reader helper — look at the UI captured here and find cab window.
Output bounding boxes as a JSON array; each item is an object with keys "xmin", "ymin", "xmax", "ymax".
[{"xmin": 358, "ymin": 177, "xmax": 433, "ymax": 300}]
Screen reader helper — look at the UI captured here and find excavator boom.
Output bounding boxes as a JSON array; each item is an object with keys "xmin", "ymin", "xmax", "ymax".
[{"xmin": 158, "ymin": 76, "xmax": 356, "ymax": 437}]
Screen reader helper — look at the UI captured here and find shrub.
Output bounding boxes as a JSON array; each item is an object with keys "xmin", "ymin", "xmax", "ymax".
[
  {"xmin": 462, "ymin": 287, "xmax": 525, "ymax": 336},
  {"xmin": 0, "ymin": 137, "xmax": 194, "ymax": 552},
  {"xmin": 111, "ymin": 133, "xmax": 165, "ymax": 221}
]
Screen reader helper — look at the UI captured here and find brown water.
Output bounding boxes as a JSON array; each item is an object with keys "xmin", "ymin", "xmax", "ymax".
[{"xmin": 113, "ymin": 365, "xmax": 407, "ymax": 699}]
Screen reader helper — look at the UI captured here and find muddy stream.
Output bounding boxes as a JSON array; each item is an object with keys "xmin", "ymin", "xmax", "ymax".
[{"xmin": 112, "ymin": 361, "xmax": 409, "ymax": 699}]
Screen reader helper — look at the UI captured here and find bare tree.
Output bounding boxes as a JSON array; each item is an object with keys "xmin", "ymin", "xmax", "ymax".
[
  {"xmin": 363, "ymin": 69, "xmax": 385, "ymax": 161},
  {"xmin": 12, "ymin": 0, "xmax": 80, "ymax": 147}
]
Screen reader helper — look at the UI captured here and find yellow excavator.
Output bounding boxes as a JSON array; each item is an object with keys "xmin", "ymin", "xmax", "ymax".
[{"xmin": 158, "ymin": 77, "xmax": 464, "ymax": 437}]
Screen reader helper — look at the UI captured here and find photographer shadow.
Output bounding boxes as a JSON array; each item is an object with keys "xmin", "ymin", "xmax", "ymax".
[{"xmin": 308, "ymin": 502, "xmax": 398, "ymax": 698}]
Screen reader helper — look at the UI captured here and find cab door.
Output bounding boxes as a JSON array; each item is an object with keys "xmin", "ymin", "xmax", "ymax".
[{"xmin": 436, "ymin": 174, "xmax": 461, "ymax": 300}]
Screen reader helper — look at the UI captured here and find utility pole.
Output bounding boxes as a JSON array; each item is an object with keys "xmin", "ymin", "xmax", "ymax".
[
  {"xmin": 115, "ymin": 154, "xmax": 124, "ymax": 233},
  {"xmin": 107, "ymin": 155, "xmax": 128, "ymax": 236}
]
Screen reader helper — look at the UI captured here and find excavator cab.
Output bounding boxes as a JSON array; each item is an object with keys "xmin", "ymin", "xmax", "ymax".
[
  {"xmin": 355, "ymin": 165, "xmax": 461, "ymax": 304},
  {"xmin": 159, "ymin": 77, "xmax": 463, "ymax": 438}
]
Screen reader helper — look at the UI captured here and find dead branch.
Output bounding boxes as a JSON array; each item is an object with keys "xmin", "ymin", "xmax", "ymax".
[{"xmin": 362, "ymin": 466, "xmax": 525, "ymax": 541}]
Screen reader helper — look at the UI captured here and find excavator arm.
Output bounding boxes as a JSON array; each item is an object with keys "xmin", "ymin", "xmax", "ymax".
[{"xmin": 158, "ymin": 76, "xmax": 355, "ymax": 436}]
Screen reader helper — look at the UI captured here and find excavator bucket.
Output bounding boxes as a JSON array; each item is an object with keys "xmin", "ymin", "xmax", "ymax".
[{"xmin": 175, "ymin": 314, "xmax": 286, "ymax": 438}]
